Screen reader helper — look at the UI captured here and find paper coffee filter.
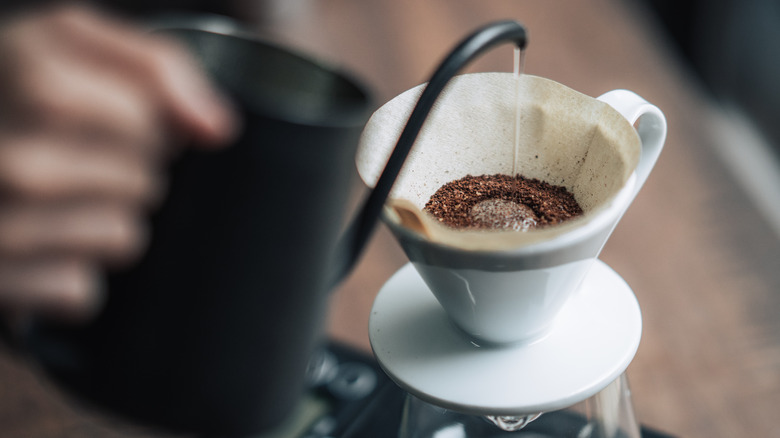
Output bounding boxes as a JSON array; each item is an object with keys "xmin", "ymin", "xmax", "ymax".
[{"xmin": 356, "ymin": 73, "xmax": 640, "ymax": 249}]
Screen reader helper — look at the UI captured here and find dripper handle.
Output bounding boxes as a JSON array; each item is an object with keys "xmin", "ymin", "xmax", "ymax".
[
  {"xmin": 330, "ymin": 20, "xmax": 528, "ymax": 287},
  {"xmin": 598, "ymin": 90, "xmax": 667, "ymax": 196}
]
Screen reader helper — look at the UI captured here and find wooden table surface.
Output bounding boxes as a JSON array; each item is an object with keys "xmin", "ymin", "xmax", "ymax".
[{"xmin": 1, "ymin": 1, "xmax": 779, "ymax": 437}]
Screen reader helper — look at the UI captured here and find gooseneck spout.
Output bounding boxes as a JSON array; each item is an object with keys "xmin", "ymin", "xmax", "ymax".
[{"xmin": 331, "ymin": 20, "xmax": 528, "ymax": 286}]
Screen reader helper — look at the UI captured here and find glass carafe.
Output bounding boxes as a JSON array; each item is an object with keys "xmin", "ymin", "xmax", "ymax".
[{"xmin": 400, "ymin": 374, "xmax": 640, "ymax": 438}]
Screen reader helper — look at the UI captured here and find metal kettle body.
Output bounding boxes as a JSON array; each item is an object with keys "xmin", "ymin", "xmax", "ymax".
[{"xmin": 26, "ymin": 25, "xmax": 373, "ymax": 436}]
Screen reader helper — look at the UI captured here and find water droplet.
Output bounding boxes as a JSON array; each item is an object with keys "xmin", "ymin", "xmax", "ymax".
[{"xmin": 485, "ymin": 413, "xmax": 541, "ymax": 432}]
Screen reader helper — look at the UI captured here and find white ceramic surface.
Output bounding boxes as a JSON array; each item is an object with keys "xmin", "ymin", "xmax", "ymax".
[
  {"xmin": 369, "ymin": 260, "xmax": 642, "ymax": 417},
  {"xmin": 411, "ymin": 258, "xmax": 596, "ymax": 344}
]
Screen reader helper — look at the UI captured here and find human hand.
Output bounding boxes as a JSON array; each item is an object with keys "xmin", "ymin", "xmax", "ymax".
[{"xmin": 0, "ymin": 4, "xmax": 238, "ymax": 319}]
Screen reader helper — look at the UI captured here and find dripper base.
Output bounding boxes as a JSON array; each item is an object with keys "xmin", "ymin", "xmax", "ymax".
[{"xmin": 368, "ymin": 260, "xmax": 642, "ymax": 417}]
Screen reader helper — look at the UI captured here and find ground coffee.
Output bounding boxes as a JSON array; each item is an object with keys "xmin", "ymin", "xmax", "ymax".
[{"xmin": 424, "ymin": 174, "xmax": 583, "ymax": 231}]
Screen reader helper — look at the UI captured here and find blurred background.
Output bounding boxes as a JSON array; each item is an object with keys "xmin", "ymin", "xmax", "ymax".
[
  {"xmin": 0, "ymin": 0, "xmax": 778, "ymax": 437},
  {"xmin": 642, "ymin": 0, "xmax": 780, "ymax": 158}
]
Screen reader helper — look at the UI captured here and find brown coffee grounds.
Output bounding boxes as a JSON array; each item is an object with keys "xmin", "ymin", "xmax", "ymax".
[{"xmin": 424, "ymin": 174, "xmax": 583, "ymax": 231}]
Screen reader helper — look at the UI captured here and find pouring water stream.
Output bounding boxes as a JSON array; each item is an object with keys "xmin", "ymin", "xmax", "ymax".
[{"xmin": 513, "ymin": 46, "xmax": 526, "ymax": 175}]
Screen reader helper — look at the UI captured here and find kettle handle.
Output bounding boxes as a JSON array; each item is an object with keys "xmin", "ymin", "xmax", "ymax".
[{"xmin": 331, "ymin": 20, "xmax": 528, "ymax": 286}]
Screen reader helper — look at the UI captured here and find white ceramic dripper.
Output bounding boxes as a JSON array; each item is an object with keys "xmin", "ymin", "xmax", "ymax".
[
  {"xmin": 360, "ymin": 21, "xmax": 666, "ymax": 435},
  {"xmin": 362, "ymin": 74, "xmax": 665, "ymax": 433},
  {"xmin": 358, "ymin": 73, "xmax": 666, "ymax": 344}
]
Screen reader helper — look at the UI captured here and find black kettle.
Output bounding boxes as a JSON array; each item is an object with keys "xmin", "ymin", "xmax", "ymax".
[{"xmin": 12, "ymin": 18, "xmax": 527, "ymax": 437}]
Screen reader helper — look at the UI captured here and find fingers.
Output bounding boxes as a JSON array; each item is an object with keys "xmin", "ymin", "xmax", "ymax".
[
  {"xmin": 139, "ymin": 40, "xmax": 241, "ymax": 147},
  {"xmin": 0, "ymin": 258, "xmax": 102, "ymax": 320},
  {"xmin": 0, "ymin": 202, "xmax": 147, "ymax": 263},
  {"xmin": 0, "ymin": 134, "xmax": 164, "ymax": 204},
  {"xmin": 10, "ymin": 51, "xmax": 166, "ymax": 157},
  {"xmin": 0, "ymin": 197, "xmax": 147, "ymax": 320},
  {"xmin": 0, "ymin": 3, "xmax": 240, "ymax": 319},
  {"xmin": 0, "ymin": 134, "xmax": 158, "ymax": 318},
  {"xmin": 2, "ymin": 4, "xmax": 239, "ymax": 153},
  {"xmin": 38, "ymin": 4, "xmax": 239, "ymax": 147},
  {"xmin": 50, "ymin": 8, "xmax": 239, "ymax": 146}
]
